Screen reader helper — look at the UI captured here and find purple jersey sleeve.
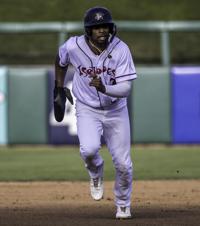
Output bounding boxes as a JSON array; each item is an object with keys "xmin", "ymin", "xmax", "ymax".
[{"xmin": 115, "ymin": 44, "xmax": 137, "ymax": 83}]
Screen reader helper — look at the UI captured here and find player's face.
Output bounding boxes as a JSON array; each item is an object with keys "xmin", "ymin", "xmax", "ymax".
[{"xmin": 90, "ymin": 24, "xmax": 110, "ymax": 46}]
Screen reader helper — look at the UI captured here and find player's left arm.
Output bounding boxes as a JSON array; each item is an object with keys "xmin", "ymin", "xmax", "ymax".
[
  {"xmin": 104, "ymin": 80, "xmax": 132, "ymax": 97},
  {"xmin": 103, "ymin": 43, "xmax": 137, "ymax": 97},
  {"xmin": 89, "ymin": 77, "xmax": 132, "ymax": 98},
  {"xmin": 89, "ymin": 43, "xmax": 137, "ymax": 97},
  {"xmin": 89, "ymin": 74, "xmax": 132, "ymax": 98}
]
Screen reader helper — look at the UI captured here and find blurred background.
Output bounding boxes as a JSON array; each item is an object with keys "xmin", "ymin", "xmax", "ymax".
[
  {"xmin": 0, "ymin": 0, "xmax": 200, "ymax": 145},
  {"xmin": 0, "ymin": 0, "xmax": 200, "ymax": 65}
]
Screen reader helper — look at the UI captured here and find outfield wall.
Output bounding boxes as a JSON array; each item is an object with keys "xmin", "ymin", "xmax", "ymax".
[
  {"xmin": 8, "ymin": 68, "xmax": 48, "ymax": 144},
  {"xmin": 0, "ymin": 65, "xmax": 200, "ymax": 145},
  {"xmin": 131, "ymin": 67, "xmax": 171, "ymax": 143},
  {"xmin": 0, "ymin": 67, "xmax": 8, "ymax": 144}
]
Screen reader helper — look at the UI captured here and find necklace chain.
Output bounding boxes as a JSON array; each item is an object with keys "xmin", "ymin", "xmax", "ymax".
[{"xmin": 89, "ymin": 39, "xmax": 104, "ymax": 54}]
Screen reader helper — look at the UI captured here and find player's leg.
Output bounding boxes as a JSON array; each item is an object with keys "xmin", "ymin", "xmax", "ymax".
[
  {"xmin": 76, "ymin": 102, "xmax": 104, "ymax": 200},
  {"xmin": 76, "ymin": 105, "xmax": 104, "ymax": 178},
  {"xmin": 103, "ymin": 106, "xmax": 133, "ymax": 217}
]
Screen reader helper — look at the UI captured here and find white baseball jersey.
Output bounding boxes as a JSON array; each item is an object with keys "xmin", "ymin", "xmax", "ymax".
[{"xmin": 59, "ymin": 35, "xmax": 137, "ymax": 109}]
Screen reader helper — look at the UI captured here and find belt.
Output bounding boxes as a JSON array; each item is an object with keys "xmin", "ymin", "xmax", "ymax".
[{"xmin": 93, "ymin": 100, "xmax": 118, "ymax": 110}]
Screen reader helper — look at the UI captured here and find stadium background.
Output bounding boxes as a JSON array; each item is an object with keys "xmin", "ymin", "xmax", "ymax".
[
  {"xmin": 0, "ymin": 1, "xmax": 200, "ymax": 226},
  {"xmin": 1, "ymin": 0, "xmax": 200, "ymax": 145}
]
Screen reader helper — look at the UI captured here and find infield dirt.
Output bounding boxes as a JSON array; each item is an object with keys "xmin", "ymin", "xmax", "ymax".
[{"xmin": 0, "ymin": 180, "xmax": 199, "ymax": 226}]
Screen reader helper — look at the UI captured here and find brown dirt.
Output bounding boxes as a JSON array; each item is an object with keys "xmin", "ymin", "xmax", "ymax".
[{"xmin": 0, "ymin": 180, "xmax": 199, "ymax": 226}]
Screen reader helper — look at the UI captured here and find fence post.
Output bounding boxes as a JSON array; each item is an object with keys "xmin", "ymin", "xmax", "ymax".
[
  {"xmin": 161, "ymin": 30, "xmax": 170, "ymax": 66},
  {"xmin": 58, "ymin": 31, "xmax": 68, "ymax": 47}
]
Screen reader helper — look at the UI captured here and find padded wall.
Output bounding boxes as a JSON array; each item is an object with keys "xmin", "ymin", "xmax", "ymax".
[
  {"xmin": 131, "ymin": 67, "xmax": 171, "ymax": 143},
  {"xmin": 0, "ymin": 67, "xmax": 8, "ymax": 144},
  {"xmin": 8, "ymin": 68, "xmax": 48, "ymax": 144}
]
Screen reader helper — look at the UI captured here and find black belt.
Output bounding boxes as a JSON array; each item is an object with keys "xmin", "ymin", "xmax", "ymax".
[{"xmin": 93, "ymin": 100, "xmax": 118, "ymax": 110}]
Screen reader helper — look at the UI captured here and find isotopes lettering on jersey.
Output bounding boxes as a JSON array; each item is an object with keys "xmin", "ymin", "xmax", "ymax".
[{"xmin": 78, "ymin": 65, "xmax": 116, "ymax": 77}]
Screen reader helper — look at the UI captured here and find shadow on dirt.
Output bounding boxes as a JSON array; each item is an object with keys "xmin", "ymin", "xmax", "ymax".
[{"xmin": 0, "ymin": 205, "xmax": 199, "ymax": 226}]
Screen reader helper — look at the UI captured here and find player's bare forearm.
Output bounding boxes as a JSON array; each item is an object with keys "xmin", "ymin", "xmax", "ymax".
[
  {"xmin": 55, "ymin": 54, "xmax": 68, "ymax": 87},
  {"xmin": 53, "ymin": 54, "xmax": 73, "ymax": 122}
]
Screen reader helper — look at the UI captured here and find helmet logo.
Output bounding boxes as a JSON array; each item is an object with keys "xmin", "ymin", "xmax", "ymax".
[{"xmin": 94, "ymin": 13, "xmax": 104, "ymax": 21}]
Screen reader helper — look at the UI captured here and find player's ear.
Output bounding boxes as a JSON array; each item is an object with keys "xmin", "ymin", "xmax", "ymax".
[{"xmin": 85, "ymin": 27, "xmax": 92, "ymax": 37}]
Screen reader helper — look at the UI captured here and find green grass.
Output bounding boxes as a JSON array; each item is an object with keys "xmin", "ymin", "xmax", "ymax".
[
  {"xmin": 133, "ymin": 145, "xmax": 200, "ymax": 180},
  {"xmin": 0, "ymin": 145, "xmax": 199, "ymax": 181}
]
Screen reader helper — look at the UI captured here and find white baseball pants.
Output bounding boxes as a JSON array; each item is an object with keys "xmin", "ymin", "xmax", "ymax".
[{"xmin": 76, "ymin": 101, "xmax": 133, "ymax": 207}]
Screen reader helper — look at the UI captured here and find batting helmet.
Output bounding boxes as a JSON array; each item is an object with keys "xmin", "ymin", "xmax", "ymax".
[{"xmin": 84, "ymin": 6, "xmax": 116, "ymax": 36}]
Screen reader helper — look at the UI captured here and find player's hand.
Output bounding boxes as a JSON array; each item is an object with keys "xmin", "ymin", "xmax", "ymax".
[{"xmin": 89, "ymin": 74, "xmax": 106, "ymax": 93}]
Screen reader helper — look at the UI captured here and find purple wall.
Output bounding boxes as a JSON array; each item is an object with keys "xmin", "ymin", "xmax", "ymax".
[{"xmin": 172, "ymin": 67, "xmax": 200, "ymax": 143}]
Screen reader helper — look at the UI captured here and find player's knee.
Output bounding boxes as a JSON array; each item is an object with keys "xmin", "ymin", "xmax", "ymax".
[
  {"xmin": 80, "ymin": 143, "xmax": 101, "ymax": 158},
  {"xmin": 115, "ymin": 160, "xmax": 132, "ymax": 174},
  {"xmin": 117, "ymin": 164, "xmax": 132, "ymax": 173}
]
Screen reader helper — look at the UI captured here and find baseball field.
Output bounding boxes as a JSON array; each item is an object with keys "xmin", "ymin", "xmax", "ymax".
[
  {"xmin": 0, "ymin": 145, "xmax": 199, "ymax": 226},
  {"xmin": 1, "ymin": 2, "xmax": 200, "ymax": 225}
]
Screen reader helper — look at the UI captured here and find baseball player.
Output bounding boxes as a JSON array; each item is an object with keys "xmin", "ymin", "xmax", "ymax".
[{"xmin": 54, "ymin": 6, "xmax": 137, "ymax": 219}]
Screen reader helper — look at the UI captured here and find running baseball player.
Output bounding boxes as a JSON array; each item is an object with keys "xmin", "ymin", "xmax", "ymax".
[{"xmin": 54, "ymin": 6, "xmax": 137, "ymax": 219}]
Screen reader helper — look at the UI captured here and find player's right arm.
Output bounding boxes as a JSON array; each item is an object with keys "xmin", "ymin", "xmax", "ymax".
[
  {"xmin": 55, "ymin": 53, "xmax": 68, "ymax": 87},
  {"xmin": 53, "ymin": 44, "xmax": 73, "ymax": 122},
  {"xmin": 55, "ymin": 38, "xmax": 72, "ymax": 86}
]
